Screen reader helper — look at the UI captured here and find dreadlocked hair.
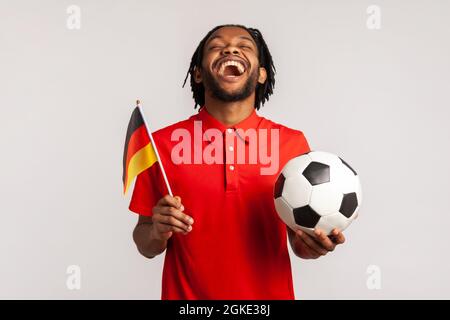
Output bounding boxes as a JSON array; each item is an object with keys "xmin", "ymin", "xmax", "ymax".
[{"xmin": 182, "ymin": 24, "xmax": 276, "ymax": 110}]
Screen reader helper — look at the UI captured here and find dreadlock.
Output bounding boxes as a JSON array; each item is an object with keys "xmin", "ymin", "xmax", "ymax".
[{"xmin": 182, "ymin": 24, "xmax": 276, "ymax": 110}]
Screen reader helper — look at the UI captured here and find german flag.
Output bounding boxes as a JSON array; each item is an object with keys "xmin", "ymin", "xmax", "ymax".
[{"xmin": 122, "ymin": 106, "xmax": 158, "ymax": 194}]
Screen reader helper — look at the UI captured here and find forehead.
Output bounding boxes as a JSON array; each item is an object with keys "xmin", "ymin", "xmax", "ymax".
[{"xmin": 205, "ymin": 26, "xmax": 256, "ymax": 45}]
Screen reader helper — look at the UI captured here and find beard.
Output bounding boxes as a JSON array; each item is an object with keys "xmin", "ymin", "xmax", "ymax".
[{"xmin": 202, "ymin": 67, "xmax": 259, "ymax": 102}]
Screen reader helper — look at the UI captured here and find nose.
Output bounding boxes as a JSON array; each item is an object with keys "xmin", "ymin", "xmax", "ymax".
[{"xmin": 222, "ymin": 44, "xmax": 240, "ymax": 55}]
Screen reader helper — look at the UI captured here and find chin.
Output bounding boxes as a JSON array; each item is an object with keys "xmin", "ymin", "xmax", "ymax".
[
  {"xmin": 221, "ymin": 88, "xmax": 247, "ymax": 98},
  {"xmin": 220, "ymin": 78, "xmax": 249, "ymax": 89}
]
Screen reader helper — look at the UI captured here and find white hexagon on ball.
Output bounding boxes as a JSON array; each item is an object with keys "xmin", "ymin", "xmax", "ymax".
[
  {"xmin": 282, "ymin": 154, "xmax": 312, "ymax": 178},
  {"xmin": 309, "ymin": 183, "xmax": 343, "ymax": 217},
  {"xmin": 282, "ymin": 175, "xmax": 312, "ymax": 209},
  {"xmin": 274, "ymin": 197, "xmax": 296, "ymax": 230},
  {"xmin": 316, "ymin": 212, "xmax": 351, "ymax": 234}
]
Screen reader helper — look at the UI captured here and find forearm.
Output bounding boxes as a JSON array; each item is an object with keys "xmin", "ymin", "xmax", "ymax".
[{"xmin": 133, "ymin": 222, "xmax": 167, "ymax": 259}]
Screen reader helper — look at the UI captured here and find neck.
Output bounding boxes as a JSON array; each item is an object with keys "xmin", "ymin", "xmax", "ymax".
[{"xmin": 203, "ymin": 93, "xmax": 255, "ymax": 126}]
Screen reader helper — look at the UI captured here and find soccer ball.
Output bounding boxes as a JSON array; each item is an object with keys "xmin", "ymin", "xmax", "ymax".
[{"xmin": 274, "ymin": 151, "xmax": 362, "ymax": 236}]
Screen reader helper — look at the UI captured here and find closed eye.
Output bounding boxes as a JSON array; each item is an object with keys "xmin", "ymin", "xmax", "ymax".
[{"xmin": 240, "ymin": 45, "xmax": 254, "ymax": 51}]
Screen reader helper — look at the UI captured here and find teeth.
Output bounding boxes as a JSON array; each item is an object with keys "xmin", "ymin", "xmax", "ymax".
[
  {"xmin": 236, "ymin": 62, "xmax": 245, "ymax": 74},
  {"xmin": 218, "ymin": 60, "xmax": 245, "ymax": 76}
]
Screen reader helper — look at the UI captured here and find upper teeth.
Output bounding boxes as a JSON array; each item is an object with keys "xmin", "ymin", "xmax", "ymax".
[{"xmin": 219, "ymin": 60, "xmax": 245, "ymax": 75}]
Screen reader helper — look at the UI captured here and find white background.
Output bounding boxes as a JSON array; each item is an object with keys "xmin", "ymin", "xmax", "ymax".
[{"xmin": 1, "ymin": 0, "xmax": 449, "ymax": 299}]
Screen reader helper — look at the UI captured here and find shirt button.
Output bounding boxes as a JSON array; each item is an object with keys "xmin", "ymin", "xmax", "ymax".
[
  {"xmin": 227, "ymin": 128, "xmax": 234, "ymax": 134},
  {"xmin": 228, "ymin": 146, "xmax": 234, "ymax": 152},
  {"xmin": 229, "ymin": 165, "xmax": 235, "ymax": 171}
]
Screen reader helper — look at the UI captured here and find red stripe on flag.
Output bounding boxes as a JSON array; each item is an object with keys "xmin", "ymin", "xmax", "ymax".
[{"xmin": 124, "ymin": 124, "xmax": 151, "ymax": 182}]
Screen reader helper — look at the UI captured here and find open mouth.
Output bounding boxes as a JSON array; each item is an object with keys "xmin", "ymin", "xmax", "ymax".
[{"xmin": 216, "ymin": 59, "xmax": 247, "ymax": 81}]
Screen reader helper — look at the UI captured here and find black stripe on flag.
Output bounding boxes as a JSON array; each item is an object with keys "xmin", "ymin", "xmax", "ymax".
[{"xmin": 123, "ymin": 107, "xmax": 145, "ymax": 184}]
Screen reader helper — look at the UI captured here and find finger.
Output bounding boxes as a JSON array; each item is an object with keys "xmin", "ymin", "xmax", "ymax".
[
  {"xmin": 314, "ymin": 229, "xmax": 336, "ymax": 251},
  {"xmin": 174, "ymin": 196, "xmax": 185, "ymax": 211},
  {"xmin": 331, "ymin": 228, "xmax": 346, "ymax": 244},
  {"xmin": 157, "ymin": 194, "xmax": 184, "ymax": 210},
  {"xmin": 296, "ymin": 230, "xmax": 328, "ymax": 256},
  {"xmin": 153, "ymin": 212, "xmax": 193, "ymax": 232},
  {"xmin": 153, "ymin": 206, "xmax": 194, "ymax": 226},
  {"xmin": 156, "ymin": 221, "xmax": 190, "ymax": 235}
]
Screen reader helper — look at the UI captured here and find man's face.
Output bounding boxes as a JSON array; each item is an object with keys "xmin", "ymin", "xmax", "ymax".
[{"xmin": 195, "ymin": 26, "xmax": 267, "ymax": 102}]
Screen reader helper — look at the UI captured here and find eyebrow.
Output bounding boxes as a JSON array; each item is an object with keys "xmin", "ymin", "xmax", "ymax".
[{"xmin": 206, "ymin": 35, "xmax": 256, "ymax": 46}]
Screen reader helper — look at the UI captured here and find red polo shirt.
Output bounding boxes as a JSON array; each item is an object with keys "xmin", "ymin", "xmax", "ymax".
[{"xmin": 129, "ymin": 106, "xmax": 310, "ymax": 300}]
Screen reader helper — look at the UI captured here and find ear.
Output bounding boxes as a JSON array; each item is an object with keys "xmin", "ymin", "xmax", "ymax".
[
  {"xmin": 194, "ymin": 66, "xmax": 202, "ymax": 84},
  {"xmin": 258, "ymin": 67, "xmax": 267, "ymax": 84}
]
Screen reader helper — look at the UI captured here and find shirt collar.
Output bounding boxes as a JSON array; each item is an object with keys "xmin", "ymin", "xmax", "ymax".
[
  {"xmin": 195, "ymin": 105, "xmax": 263, "ymax": 144},
  {"xmin": 196, "ymin": 105, "xmax": 262, "ymax": 132}
]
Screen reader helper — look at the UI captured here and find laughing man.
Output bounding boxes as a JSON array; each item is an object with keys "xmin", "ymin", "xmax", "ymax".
[{"xmin": 130, "ymin": 24, "xmax": 345, "ymax": 300}]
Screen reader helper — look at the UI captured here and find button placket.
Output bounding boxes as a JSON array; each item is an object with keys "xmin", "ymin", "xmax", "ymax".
[{"xmin": 224, "ymin": 127, "xmax": 238, "ymax": 191}]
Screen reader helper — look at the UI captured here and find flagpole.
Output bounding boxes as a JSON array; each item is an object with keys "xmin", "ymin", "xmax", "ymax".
[{"xmin": 136, "ymin": 99, "xmax": 173, "ymax": 197}]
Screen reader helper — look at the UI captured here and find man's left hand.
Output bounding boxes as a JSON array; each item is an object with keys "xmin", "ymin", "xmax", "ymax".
[{"xmin": 292, "ymin": 228, "xmax": 346, "ymax": 259}]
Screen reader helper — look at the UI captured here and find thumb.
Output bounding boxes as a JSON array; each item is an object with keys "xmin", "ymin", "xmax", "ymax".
[{"xmin": 174, "ymin": 196, "xmax": 182, "ymax": 208}]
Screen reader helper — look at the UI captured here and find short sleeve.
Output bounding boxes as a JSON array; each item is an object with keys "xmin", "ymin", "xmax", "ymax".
[
  {"xmin": 281, "ymin": 127, "xmax": 311, "ymax": 158},
  {"xmin": 298, "ymin": 131, "xmax": 311, "ymax": 155},
  {"xmin": 128, "ymin": 163, "xmax": 166, "ymax": 217}
]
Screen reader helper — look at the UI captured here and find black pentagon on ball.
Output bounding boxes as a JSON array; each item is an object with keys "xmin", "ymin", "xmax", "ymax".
[
  {"xmin": 339, "ymin": 192, "xmax": 358, "ymax": 218},
  {"xmin": 274, "ymin": 173, "xmax": 285, "ymax": 198},
  {"xmin": 302, "ymin": 162, "xmax": 330, "ymax": 186},
  {"xmin": 339, "ymin": 157, "xmax": 357, "ymax": 175},
  {"xmin": 293, "ymin": 206, "xmax": 321, "ymax": 228}
]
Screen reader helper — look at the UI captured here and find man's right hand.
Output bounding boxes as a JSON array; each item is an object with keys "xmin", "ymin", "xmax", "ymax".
[{"xmin": 150, "ymin": 195, "xmax": 194, "ymax": 241}]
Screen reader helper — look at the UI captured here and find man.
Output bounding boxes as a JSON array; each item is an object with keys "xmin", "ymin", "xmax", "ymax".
[{"xmin": 129, "ymin": 24, "xmax": 345, "ymax": 300}]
